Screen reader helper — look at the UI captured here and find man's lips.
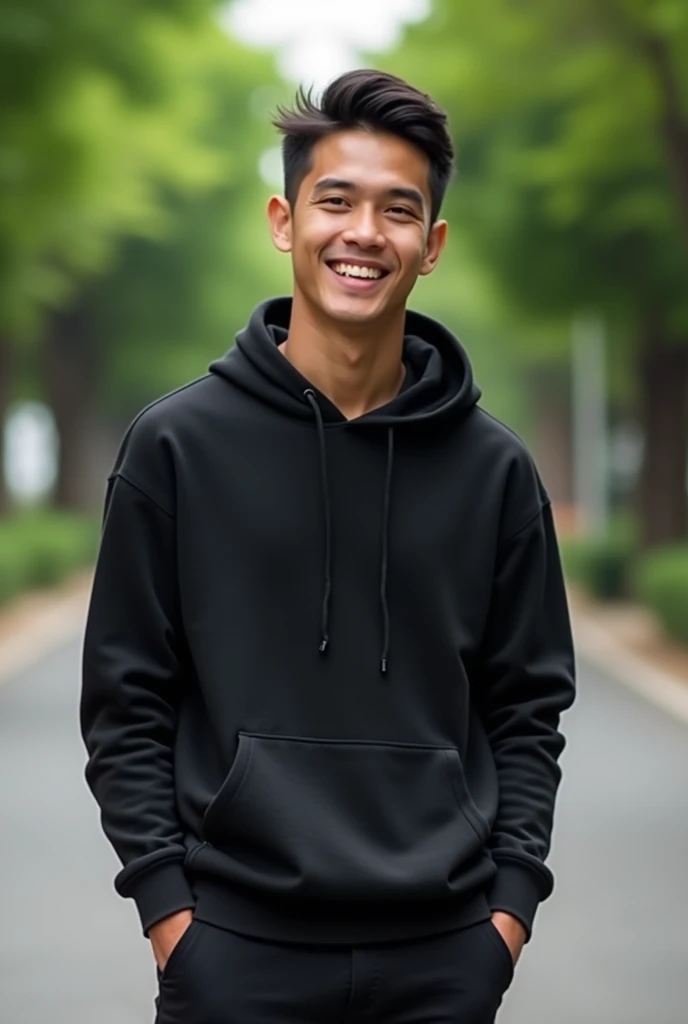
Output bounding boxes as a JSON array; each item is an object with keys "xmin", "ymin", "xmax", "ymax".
[
  {"xmin": 325, "ymin": 262, "xmax": 389, "ymax": 291},
  {"xmin": 325, "ymin": 257, "xmax": 390, "ymax": 273},
  {"xmin": 324, "ymin": 259, "xmax": 392, "ymax": 293}
]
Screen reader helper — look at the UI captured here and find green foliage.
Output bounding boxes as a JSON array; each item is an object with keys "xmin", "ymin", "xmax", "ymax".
[
  {"xmin": 0, "ymin": 0, "xmax": 221, "ymax": 339},
  {"xmin": 2, "ymin": 2, "xmax": 291, "ymax": 439},
  {"xmin": 84, "ymin": 30, "xmax": 290, "ymax": 411},
  {"xmin": 0, "ymin": 509, "xmax": 98, "ymax": 604},
  {"xmin": 382, "ymin": 0, "xmax": 688, "ymax": 385},
  {"xmin": 634, "ymin": 544, "xmax": 688, "ymax": 644},
  {"xmin": 560, "ymin": 512, "xmax": 637, "ymax": 599}
]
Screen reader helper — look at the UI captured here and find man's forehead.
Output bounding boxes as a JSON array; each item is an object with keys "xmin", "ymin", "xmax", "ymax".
[{"xmin": 306, "ymin": 130, "xmax": 431, "ymax": 201}]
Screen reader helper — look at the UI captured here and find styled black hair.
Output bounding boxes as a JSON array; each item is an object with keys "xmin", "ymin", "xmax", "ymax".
[{"xmin": 272, "ymin": 69, "xmax": 454, "ymax": 224}]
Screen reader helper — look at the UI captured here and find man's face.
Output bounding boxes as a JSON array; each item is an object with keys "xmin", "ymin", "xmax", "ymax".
[{"xmin": 268, "ymin": 129, "xmax": 447, "ymax": 328}]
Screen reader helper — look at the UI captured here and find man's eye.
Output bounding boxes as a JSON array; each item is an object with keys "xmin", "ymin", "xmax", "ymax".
[
  {"xmin": 323, "ymin": 197, "xmax": 347, "ymax": 206},
  {"xmin": 389, "ymin": 206, "xmax": 414, "ymax": 217}
]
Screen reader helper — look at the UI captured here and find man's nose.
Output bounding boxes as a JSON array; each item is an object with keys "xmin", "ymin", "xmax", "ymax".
[{"xmin": 341, "ymin": 207, "xmax": 385, "ymax": 248}]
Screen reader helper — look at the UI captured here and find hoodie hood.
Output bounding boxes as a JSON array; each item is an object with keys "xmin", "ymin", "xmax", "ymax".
[
  {"xmin": 209, "ymin": 296, "xmax": 481, "ymax": 426},
  {"xmin": 209, "ymin": 296, "xmax": 481, "ymax": 675}
]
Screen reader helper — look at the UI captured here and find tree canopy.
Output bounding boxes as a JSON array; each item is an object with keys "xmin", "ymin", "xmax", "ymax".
[
  {"xmin": 0, "ymin": 0, "xmax": 222, "ymax": 338},
  {"xmin": 383, "ymin": 0, "xmax": 688, "ymax": 544}
]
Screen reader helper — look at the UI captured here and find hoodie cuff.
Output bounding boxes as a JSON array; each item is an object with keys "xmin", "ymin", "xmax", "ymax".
[
  {"xmin": 128, "ymin": 861, "xmax": 196, "ymax": 936},
  {"xmin": 487, "ymin": 861, "xmax": 549, "ymax": 941}
]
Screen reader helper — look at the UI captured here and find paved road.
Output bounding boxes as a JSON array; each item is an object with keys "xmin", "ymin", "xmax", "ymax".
[{"xmin": 1, "ymin": 635, "xmax": 687, "ymax": 1023}]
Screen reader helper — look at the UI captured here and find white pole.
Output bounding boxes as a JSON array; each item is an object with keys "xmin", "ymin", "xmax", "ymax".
[{"xmin": 572, "ymin": 312, "xmax": 608, "ymax": 536}]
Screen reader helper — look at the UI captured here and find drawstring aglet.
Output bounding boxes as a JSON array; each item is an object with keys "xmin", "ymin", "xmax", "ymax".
[
  {"xmin": 380, "ymin": 657, "xmax": 388, "ymax": 675},
  {"xmin": 319, "ymin": 638, "xmax": 329, "ymax": 655}
]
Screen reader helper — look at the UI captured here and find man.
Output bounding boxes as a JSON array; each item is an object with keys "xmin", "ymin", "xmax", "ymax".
[{"xmin": 81, "ymin": 69, "xmax": 576, "ymax": 1023}]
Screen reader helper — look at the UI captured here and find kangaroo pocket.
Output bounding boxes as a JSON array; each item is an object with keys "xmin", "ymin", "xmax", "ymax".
[{"xmin": 199, "ymin": 733, "xmax": 491, "ymax": 902}]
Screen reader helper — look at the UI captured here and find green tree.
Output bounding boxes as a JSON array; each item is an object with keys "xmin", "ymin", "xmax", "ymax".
[
  {"xmin": 44, "ymin": 32, "xmax": 288, "ymax": 510},
  {"xmin": 89, "ymin": 43, "xmax": 288, "ymax": 421},
  {"xmin": 0, "ymin": 0, "xmax": 221, "ymax": 509},
  {"xmin": 384, "ymin": 0, "xmax": 688, "ymax": 547}
]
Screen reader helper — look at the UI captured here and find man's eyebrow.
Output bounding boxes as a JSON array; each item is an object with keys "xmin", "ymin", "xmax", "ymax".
[
  {"xmin": 311, "ymin": 177, "xmax": 356, "ymax": 193},
  {"xmin": 311, "ymin": 179, "xmax": 426, "ymax": 210},
  {"xmin": 386, "ymin": 186, "xmax": 425, "ymax": 209}
]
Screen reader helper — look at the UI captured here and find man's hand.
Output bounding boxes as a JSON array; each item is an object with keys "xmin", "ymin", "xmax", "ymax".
[
  {"xmin": 149, "ymin": 910, "xmax": 194, "ymax": 972},
  {"xmin": 490, "ymin": 911, "xmax": 527, "ymax": 966}
]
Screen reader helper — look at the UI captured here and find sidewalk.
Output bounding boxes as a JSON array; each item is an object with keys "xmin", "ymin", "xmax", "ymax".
[
  {"xmin": 569, "ymin": 586, "xmax": 688, "ymax": 724},
  {"xmin": 0, "ymin": 571, "xmax": 92, "ymax": 686},
  {"xmin": 1, "ymin": 572, "xmax": 687, "ymax": 724}
]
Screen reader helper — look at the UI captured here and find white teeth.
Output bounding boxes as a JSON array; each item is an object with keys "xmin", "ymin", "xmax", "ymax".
[{"xmin": 332, "ymin": 263, "xmax": 382, "ymax": 279}]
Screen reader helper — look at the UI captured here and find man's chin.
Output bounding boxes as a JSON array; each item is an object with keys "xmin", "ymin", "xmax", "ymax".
[{"xmin": 319, "ymin": 294, "xmax": 389, "ymax": 325}]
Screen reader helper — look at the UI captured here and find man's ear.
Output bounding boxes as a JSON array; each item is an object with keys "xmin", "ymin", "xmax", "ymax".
[
  {"xmin": 420, "ymin": 219, "xmax": 448, "ymax": 276},
  {"xmin": 267, "ymin": 195, "xmax": 293, "ymax": 253}
]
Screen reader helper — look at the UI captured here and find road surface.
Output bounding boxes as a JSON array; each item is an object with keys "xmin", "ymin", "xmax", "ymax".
[{"xmin": 1, "ymin": 635, "xmax": 687, "ymax": 1023}]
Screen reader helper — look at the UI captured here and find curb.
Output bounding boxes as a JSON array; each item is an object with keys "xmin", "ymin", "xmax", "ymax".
[
  {"xmin": 1, "ymin": 576, "xmax": 687, "ymax": 729},
  {"xmin": 571, "ymin": 606, "xmax": 688, "ymax": 726},
  {"xmin": 0, "ymin": 573, "xmax": 92, "ymax": 686}
]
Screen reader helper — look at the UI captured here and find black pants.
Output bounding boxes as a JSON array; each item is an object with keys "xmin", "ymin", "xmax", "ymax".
[{"xmin": 154, "ymin": 917, "xmax": 514, "ymax": 1024}]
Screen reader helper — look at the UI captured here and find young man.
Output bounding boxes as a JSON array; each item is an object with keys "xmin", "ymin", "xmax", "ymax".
[{"xmin": 81, "ymin": 69, "xmax": 576, "ymax": 1023}]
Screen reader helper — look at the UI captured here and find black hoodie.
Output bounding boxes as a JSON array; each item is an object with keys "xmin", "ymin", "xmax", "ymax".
[{"xmin": 81, "ymin": 296, "xmax": 575, "ymax": 945}]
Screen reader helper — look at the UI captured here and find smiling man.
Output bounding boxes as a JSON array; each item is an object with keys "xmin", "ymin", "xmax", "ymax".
[{"xmin": 81, "ymin": 70, "xmax": 576, "ymax": 1024}]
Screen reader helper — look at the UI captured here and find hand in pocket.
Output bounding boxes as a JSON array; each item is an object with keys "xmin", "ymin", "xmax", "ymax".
[{"xmin": 150, "ymin": 910, "xmax": 195, "ymax": 972}]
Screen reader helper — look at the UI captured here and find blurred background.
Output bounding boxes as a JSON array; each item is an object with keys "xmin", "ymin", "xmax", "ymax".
[{"xmin": 1, "ymin": 1, "xmax": 687, "ymax": 1022}]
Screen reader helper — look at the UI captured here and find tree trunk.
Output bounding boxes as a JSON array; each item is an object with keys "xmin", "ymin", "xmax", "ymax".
[
  {"xmin": 636, "ymin": 317, "xmax": 688, "ymax": 549},
  {"xmin": 0, "ymin": 336, "xmax": 12, "ymax": 515},
  {"xmin": 42, "ymin": 302, "xmax": 101, "ymax": 511},
  {"xmin": 642, "ymin": 35, "xmax": 688, "ymax": 255},
  {"xmin": 528, "ymin": 365, "xmax": 574, "ymax": 512}
]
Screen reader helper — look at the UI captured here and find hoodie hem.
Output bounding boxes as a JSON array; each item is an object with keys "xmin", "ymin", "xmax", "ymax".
[
  {"xmin": 126, "ymin": 860, "xmax": 197, "ymax": 937},
  {"xmin": 486, "ymin": 859, "xmax": 549, "ymax": 941},
  {"xmin": 191, "ymin": 878, "xmax": 491, "ymax": 945}
]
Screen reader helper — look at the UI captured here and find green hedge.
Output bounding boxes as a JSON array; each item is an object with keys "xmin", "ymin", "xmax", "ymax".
[
  {"xmin": 559, "ymin": 514, "xmax": 636, "ymax": 600},
  {"xmin": 634, "ymin": 544, "xmax": 688, "ymax": 645},
  {"xmin": 0, "ymin": 510, "xmax": 99, "ymax": 606}
]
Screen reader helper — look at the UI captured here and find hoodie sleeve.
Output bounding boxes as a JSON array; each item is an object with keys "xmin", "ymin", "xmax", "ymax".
[
  {"xmin": 478, "ymin": 458, "xmax": 576, "ymax": 941},
  {"xmin": 80, "ymin": 421, "xmax": 195, "ymax": 936}
]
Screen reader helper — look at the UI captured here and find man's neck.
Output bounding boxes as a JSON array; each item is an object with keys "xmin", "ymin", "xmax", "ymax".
[{"xmin": 278, "ymin": 293, "xmax": 407, "ymax": 421}]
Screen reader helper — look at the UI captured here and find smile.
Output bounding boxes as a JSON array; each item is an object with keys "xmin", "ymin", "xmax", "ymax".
[
  {"xmin": 330, "ymin": 262, "xmax": 384, "ymax": 279},
  {"xmin": 325, "ymin": 261, "xmax": 390, "ymax": 291}
]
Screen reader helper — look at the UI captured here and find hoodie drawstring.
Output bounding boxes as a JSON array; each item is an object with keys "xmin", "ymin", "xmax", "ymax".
[
  {"xmin": 303, "ymin": 389, "xmax": 394, "ymax": 675},
  {"xmin": 379, "ymin": 427, "xmax": 394, "ymax": 675},
  {"xmin": 304, "ymin": 390, "xmax": 332, "ymax": 655}
]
